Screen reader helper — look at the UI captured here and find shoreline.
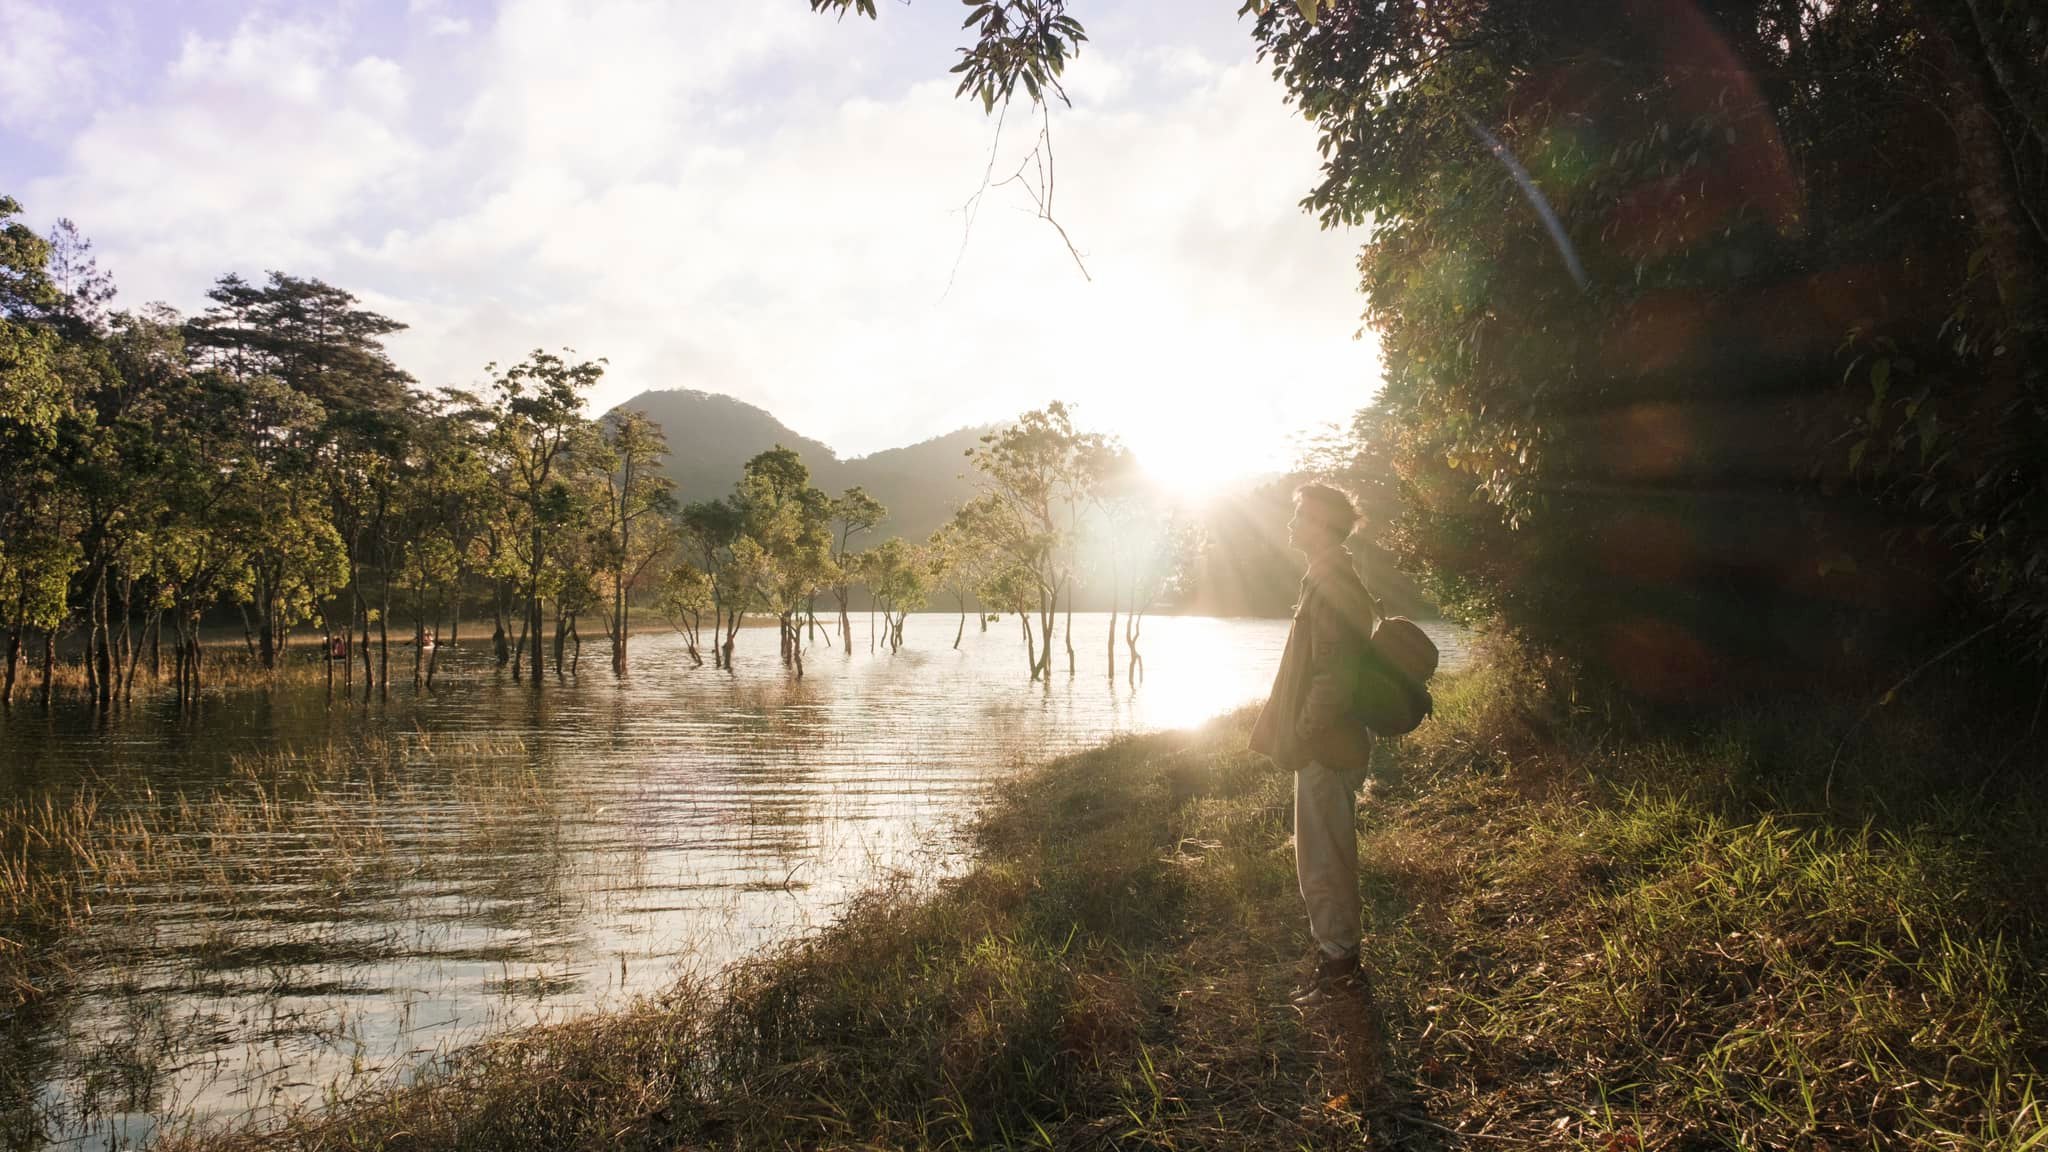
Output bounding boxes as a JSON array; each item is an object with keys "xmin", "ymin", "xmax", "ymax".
[{"xmin": 151, "ymin": 642, "xmax": 2046, "ymax": 1149}]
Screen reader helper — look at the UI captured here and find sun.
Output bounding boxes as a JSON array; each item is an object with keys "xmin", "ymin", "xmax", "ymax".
[{"xmin": 1129, "ymin": 426, "xmax": 1270, "ymax": 504}]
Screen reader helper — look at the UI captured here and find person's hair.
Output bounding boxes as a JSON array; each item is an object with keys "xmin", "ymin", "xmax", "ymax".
[{"xmin": 1293, "ymin": 483, "xmax": 1360, "ymax": 540}]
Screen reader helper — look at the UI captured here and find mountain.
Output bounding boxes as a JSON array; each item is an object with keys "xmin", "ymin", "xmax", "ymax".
[{"xmin": 608, "ymin": 389, "xmax": 986, "ymax": 542}]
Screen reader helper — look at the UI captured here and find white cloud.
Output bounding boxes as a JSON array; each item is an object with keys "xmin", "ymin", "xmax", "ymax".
[
  {"xmin": 21, "ymin": 1, "xmax": 1378, "ymax": 480},
  {"xmin": 0, "ymin": 0, "xmax": 92, "ymax": 136},
  {"xmin": 29, "ymin": 17, "xmax": 424, "ymax": 305}
]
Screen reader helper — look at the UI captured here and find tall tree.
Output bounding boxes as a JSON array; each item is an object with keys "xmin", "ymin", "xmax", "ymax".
[
  {"xmin": 185, "ymin": 271, "xmax": 412, "ymax": 672},
  {"xmin": 828, "ymin": 486, "xmax": 886, "ymax": 650},
  {"xmin": 594, "ymin": 409, "xmax": 676, "ymax": 675},
  {"xmin": 733, "ymin": 447, "xmax": 834, "ymax": 675},
  {"xmin": 964, "ymin": 402, "xmax": 1102, "ymax": 680},
  {"xmin": 485, "ymin": 350, "xmax": 601, "ymax": 683},
  {"xmin": 928, "ymin": 519, "xmax": 988, "ymax": 650},
  {"xmin": 679, "ymin": 498, "xmax": 744, "ymax": 668}
]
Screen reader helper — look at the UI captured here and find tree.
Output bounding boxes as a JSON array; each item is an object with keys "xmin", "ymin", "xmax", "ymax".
[
  {"xmin": 679, "ymin": 498, "xmax": 745, "ymax": 668},
  {"xmin": 184, "ymin": 270, "xmax": 412, "ymax": 674},
  {"xmin": 928, "ymin": 519, "xmax": 988, "ymax": 650},
  {"xmin": 1120, "ymin": 511, "xmax": 1201, "ymax": 685},
  {"xmin": 486, "ymin": 349, "xmax": 601, "ymax": 683},
  {"xmin": 964, "ymin": 402, "xmax": 1103, "ymax": 680},
  {"xmin": 732, "ymin": 447, "xmax": 834, "ymax": 675},
  {"xmin": 1080, "ymin": 437, "xmax": 1142, "ymax": 679},
  {"xmin": 865, "ymin": 536, "xmax": 930, "ymax": 653},
  {"xmin": 656, "ymin": 561, "xmax": 713, "ymax": 666},
  {"xmin": 828, "ymin": 486, "xmax": 886, "ymax": 649},
  {"xmin": 594, "ymin": 409, "xmax": 676, "ymax": 675},
  {"xmin": 1231, "ymin": 0, "xmax": 2048, "ymax": 687}
]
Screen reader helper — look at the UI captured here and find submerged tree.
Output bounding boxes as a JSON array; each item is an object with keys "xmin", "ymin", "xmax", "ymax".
[
  {"xmin": 486, "ymin": 350, "xmax": 602, "ymax": 683},
  {"xmin": 864, "ymin": 536, "xmax": 929, "ymax": 653},
  {"xmin": 679, "ymin": 498, "xmax": 745, "ymax": 668},
  {"xmin": 656, "ymin": 561, "xmax": 713, "ymax": 665},
  {"xmin": 964, "ymin": 402, "xmax": 1103, "ymax": 680},
  {"xmin": 594, "ymin": 409, "xmax": 676, "ymax": 675},
  {"xmin": 827, "ymin": 486, "xmax": 886, "ymax": 650},
  {"xmin": 927, "ymin": 520, "xmax": 988, "ymax": 650},
  {"xmin": 733, "ymin": 447, "xmax": 834, "ymax": 675}
]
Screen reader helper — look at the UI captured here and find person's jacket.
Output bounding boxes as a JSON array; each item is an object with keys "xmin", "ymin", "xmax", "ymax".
[{"xmin": 1249, "ymin": 548, "xmax": 1377, "ymax": 776}]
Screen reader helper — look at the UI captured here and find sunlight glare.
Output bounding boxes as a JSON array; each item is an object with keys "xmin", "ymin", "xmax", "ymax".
[{"xmin": 1129, "ymin": 422, "xmax": 1272, "ymax": 504}]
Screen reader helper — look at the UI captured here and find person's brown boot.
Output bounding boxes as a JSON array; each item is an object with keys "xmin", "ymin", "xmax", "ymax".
[{"xmin": 1290, "ymin": 948, "xmax": 1362, "ymax": 1007}]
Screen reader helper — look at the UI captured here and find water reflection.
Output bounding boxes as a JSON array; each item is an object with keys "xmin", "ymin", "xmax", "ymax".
[{"xmin": 0, "ymin": 613, "xmax": 1468, "ymax": 1148}]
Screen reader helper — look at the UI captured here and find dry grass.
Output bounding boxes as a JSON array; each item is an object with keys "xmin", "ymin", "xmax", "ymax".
[{"xmin": 0, "ymin": 732, "xmax": 576, "ymax": 1147}]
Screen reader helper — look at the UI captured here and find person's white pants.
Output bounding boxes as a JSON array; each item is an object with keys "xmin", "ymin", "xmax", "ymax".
[{"xmin": 1295, "ymin": 758, "xmax": 1364, "ymax": 958}]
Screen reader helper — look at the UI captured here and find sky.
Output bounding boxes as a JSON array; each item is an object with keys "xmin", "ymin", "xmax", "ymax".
[{"xmin": 0, "ymin": 0, "xmax": 1383, "ymax": 492}]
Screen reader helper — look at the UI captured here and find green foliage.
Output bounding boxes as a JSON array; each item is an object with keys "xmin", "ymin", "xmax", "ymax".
[
  {"xmin": 814, "ymin": 0, "xmax": 1088, "ymax": 112},
  {"xmin": 1229, "ymin": 0, "xmax": 2048, "ymax": 687},
  {"xmin": 734, "ymin": 446, "xmax": 835, "ymax": 619}
]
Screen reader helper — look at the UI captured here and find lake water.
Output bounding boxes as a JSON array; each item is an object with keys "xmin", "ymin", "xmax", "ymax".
[{"xmin": 0, "ymin": 612, "xmax": 1470, "ymax": 1149}]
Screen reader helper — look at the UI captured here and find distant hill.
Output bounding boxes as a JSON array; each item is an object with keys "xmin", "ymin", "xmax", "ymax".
[
  {"xmin": 607, "ymin": 389, "xmax": 1436, "ymax": 620},
  {"xmin": 608, "ymin": 389, "xmax": 986, "ymax": 542}
]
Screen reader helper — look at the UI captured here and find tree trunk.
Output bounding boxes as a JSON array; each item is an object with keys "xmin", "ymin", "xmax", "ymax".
[
  {"xmin": 954, "ymin": 600, "xmax": 966, "ymax": 649},
  {"xmin": 82, "ymin": 573, "xmax": 101, "ymax": 701},
  {"xmin": 149, "ymin": 612, "xmax": 160, "ymax": 681},
  {"xmin": 617, "ymin": 577, "xmax": 630, "ymax": 676},
  {"xmin": 95, "ymin": 569, "xmax": 112, "ymax": 708},
  {"xmin": 414, "ymin": 599, "xmax": 428, "ymax": 690},
  {"xmin": 614, "ymin": 462, "xmax": 629, "ymax": 676},
  {"xmin": 185, "ymin": 616, "xmax": 204, "ymax": 702},
  {"xmin": 528, "ymin": 524, "xmax": 546, "ymax": 681},
  {"xmin": 1931, "ymin": 9, "xmax": 2047, "ymax": 345},
  {"xmin": 1037, "ymin": 586, "xmax": 1057, "ymax": 682},
  {"xmin": 120, "ymin": 604, "xmax": 144, "ymax": 703},
  {"xmin": 1063, "ymin": 597, "xmax": 1074, "ymax": 676},
  {"xmin": 493, "ymin": 579, "xmax": 510, "ymax": 666},
  {"xmin": 236, "ymin": 600, "xmax": 258, "ymax": 662},
  {"xmin": 257, "ymin": 577, "xmax": 277, "ymax": 669},
  {"xmin": 1961, "ymin": 0, "xmax": 2048, "ymax": 158},
  {"xmin": 39, "ymin": 627, "xmax": 55, "ymax": 709},
  {"xmin": 1020, "ymin": 612, "xmax": 1037, "ymax": 678},
  {"xmin": 2, "ymin": 611, "xmax": 20, "ymax": 706},
  {"xmin": 1107, "ymin": 557, "xmax": 1118, "ymax": 680},
  {"xmin": 358, "ymin": 593, "xmax": 374, "ymax": 698},
  {"xmin": 553, "ymin": 610, "xmax": 569, "ymax": 677},
  {"xmin": 117, "ymin": 576, "xmax": 135, "ymax": 701},
  {"xmin": 378, "ymin": 571, "xmax": 392, "ymax": 699}
]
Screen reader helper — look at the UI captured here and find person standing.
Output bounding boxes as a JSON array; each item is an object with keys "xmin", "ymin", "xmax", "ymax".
[{"xmin": 1249, "ymin": 483, "xmax": 1378, "ymax": 1006}]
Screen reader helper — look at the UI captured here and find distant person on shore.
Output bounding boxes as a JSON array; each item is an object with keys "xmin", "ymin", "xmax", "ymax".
[{"xmin": 1249, "ymin": 483, "xmax": 1378, "ymax": 1007}]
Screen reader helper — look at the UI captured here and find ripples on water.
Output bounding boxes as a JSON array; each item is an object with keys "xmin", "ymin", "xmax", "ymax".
[{"xmin": 0, "ymin": 613, "xmax": 1469, "ymax": 1148}]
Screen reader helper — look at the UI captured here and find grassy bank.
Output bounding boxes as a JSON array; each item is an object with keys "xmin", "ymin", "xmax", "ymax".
[{"xmin": 164, "ymin": 643, "xmax": 2044, "ymax": 1150}]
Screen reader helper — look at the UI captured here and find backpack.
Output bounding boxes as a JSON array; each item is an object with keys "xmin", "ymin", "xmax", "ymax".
[{"xmin": 1351, "ymin": 615, "xmax": 1438, "ymax": 737}]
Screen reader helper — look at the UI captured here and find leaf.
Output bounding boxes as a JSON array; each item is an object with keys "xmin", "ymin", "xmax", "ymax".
[
  {"xmin": 1870, "ymin": 356, "xmax": 1890, "ymax": 402},
  {"xmin": 1296, "ymin": 0, "xmax": 1318, "ymax": 22}
]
